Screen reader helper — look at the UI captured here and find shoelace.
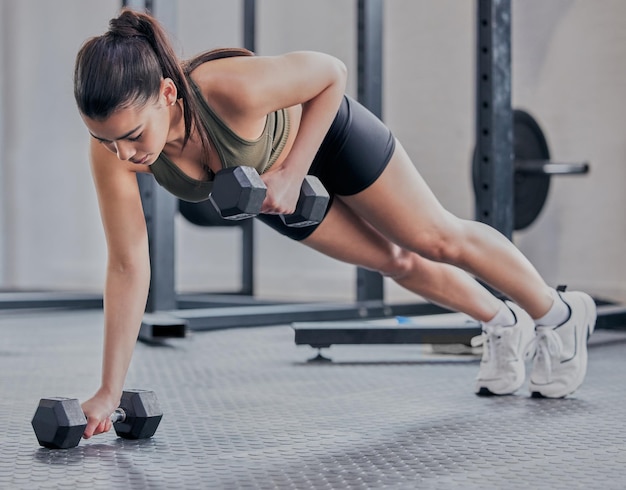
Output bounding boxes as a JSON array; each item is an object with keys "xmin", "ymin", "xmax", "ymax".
[
  {"xmin": 472, "ymin": 325, "xmax": 537, "ymax": 371},
  {"xmin": 470, "ymin": 330, "xmax": 491, "ymax": 351},
  {"xmin": 471, "ymin": 327, "xmax": 507, "ymax": 375},
  {"xmin": 526, "ymin": 328, "xmax": 564, "ymax": 382}
]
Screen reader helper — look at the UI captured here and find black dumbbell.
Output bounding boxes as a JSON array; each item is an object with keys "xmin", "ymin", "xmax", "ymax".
[
  {"xmin": 31, "ymin": 389, "xmax": 163, "ymax": 449},
  {"xmin": 279, "ymin": 175, "xmax": 330, "ymax": 228},
  {"xmin": 209, "ymin": 166, "xmax": 330, "ymax": 227},
  {"xmin": 209, "ymin": 166, "xmax": 267, "ymax": 220}
]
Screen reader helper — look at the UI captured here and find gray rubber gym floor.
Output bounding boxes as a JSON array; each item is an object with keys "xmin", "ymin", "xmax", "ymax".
[{"xmin": 1, "ymin": 309, "xmax": 625, "ymax": 490}]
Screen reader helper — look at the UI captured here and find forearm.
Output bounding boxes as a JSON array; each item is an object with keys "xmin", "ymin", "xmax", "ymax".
[{"xmin": 99, "ymin": 260, "xmax": 151, "ymax": 402}]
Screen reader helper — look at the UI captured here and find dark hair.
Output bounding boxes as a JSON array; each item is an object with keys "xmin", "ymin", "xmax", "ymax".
[{"xmin": 74, "ymin": 8, "xmax": 209, "ymax": 153}]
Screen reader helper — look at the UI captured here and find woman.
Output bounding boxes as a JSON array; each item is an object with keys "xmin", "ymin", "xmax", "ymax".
[{"xmin": 74, "ymin": 9, "xmax": 596, "ymax": 439}]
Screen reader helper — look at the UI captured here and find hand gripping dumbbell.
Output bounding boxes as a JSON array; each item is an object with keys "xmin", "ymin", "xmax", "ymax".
[
  {"xmin": 31, "ymin": 389, "xmax": 163, "ymax": 449},
  {"xmin": 209, "ymin": 166, "xmax": 330, "ymax": 227},
  {"xmin": 279, "ymin": 176, "xmax": 330, "ymax": 228}
]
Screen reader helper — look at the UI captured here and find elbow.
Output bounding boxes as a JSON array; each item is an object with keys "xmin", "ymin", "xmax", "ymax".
[
  {"xmin": 107, "ymin": 253, "xmax": 151, "ymax": 278},
  {"xmin": 315, "ymin": 52, "xmax": 347, "ymax": 93},
  {"xmin": 332, "ymin": 56, "xmax": 348, "ymax": 92}
]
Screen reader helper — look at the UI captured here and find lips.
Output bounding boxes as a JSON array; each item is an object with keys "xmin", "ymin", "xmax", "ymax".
[{"xmin": 131, "ymin": 154, "xmax": 151, "ymax": 165}]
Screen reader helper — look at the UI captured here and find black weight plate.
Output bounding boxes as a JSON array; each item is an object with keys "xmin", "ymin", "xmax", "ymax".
[
  {"xmin": 513, "ymin": 109, "xmax": 551, "ymax": 230},
  {"xmin": 472, "ymin": 109, "xmax": 551, "ymax": 231}
]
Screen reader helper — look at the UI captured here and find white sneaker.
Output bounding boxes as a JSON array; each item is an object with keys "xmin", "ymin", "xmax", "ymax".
[
  {"xmin": 473, "ymin": 302, "xmax": 535, "ymax": 396},
  {"xmin": 528, "ymin": 291, "xmax": 596, "ymax": 398}
]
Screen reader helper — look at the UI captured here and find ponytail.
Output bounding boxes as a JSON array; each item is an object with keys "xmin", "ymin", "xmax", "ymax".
[{"xmin": 74, "ymin": 8, "xmax": 209, "ymax": 154}]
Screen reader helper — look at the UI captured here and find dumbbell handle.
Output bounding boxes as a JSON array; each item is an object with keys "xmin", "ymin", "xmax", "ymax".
[{"xmin": 109, "ymin": 408, "xmax": 126, "ymax": 424}]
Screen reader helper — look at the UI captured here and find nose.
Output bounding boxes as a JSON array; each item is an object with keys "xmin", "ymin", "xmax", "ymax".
[{"xmin": 114, "ymin": 141, "xmax": 136, "ymax": 161}]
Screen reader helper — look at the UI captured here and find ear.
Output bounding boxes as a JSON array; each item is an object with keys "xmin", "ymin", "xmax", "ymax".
[{"xmin": 161, "ymin": 78, "xmax": 178, "ymax": 106}]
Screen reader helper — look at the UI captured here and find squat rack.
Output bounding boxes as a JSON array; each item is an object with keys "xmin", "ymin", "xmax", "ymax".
[
  {"xmin": 294, "ymin": 0, "xmax": 626, "ymax": 354},
  {"xmin": 1, "ymin": 1, "xmax": 623, "ymax": 344},
  {"xmin": 127, "ymin": 0, "xmax": 611, "ymax": 346},
  {"xmin": 131, "ymin": 0, "xmax": 453, "ymax": 342},
  {"xmin": 0, "ymin": 0, "xmax": 451, "ymax": 339}
]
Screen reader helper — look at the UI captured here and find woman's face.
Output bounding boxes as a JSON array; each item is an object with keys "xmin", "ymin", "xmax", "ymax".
[{"xmin": 82, "ymin": 91, "xmax": 173, "ymax": 167}]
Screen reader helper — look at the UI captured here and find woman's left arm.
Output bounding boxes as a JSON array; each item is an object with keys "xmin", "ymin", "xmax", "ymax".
[{"xmin": 215, "ymin": 51, "xmax": 347, "ymax": 214}]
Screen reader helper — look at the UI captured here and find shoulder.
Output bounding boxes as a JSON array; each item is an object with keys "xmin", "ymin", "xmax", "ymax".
[
  {"xmin": 187, "ymin": 51, "xmax": 345, "ymax": 117},
  {"xmin": 188, "ymin": 51, "xmax": 335, "ymax": 90},
  {"xmin": 187, "ymin": 55, "xmax": 261, "ymax": 115}
]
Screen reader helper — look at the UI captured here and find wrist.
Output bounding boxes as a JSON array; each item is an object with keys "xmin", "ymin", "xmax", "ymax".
[{"xmin": 97, "ymin": 385, "xmax": 122, "ymax": 406}]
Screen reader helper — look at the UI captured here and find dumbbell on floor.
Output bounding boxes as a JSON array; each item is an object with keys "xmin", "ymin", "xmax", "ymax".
[
  {"xmin": 31, "ymin": 389, "xmax": 163, "ymax": 449},
  {"xmin": 209, "ymin": 166, "xmax": 330, "ymax": 227}
]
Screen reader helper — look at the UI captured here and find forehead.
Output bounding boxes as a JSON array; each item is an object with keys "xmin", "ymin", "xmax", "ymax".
[{"xmin": 83, "ymin": 104, "xmax": 151, "ymax": 140}]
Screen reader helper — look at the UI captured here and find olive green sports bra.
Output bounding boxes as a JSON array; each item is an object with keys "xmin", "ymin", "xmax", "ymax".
[{"xmin": 150, "ymin": 76, "xmax": 290, "ymax": 203}]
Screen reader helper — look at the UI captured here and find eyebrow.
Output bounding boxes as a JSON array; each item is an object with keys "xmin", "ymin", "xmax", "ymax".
[{"xmin": 89, "ymin": 125, "xmax": 142, "ymax": 142}]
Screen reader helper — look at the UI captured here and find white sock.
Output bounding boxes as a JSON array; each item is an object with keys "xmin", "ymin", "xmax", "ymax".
[
  {"xmin": 484, "ymin": 301, "xmax": 516, "ymax": 327},
  {"xmin": 534, "ymin": 289, "xmax": 570, "ymax": 327}
]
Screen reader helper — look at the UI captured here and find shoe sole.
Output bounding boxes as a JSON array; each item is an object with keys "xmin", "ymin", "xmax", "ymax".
[
  {"xmin": 476, "ymin": 387, "xmax": 518, "ymax": 397},
  {"xmin": 530, "ymin": 292, "xmax": 596, "ymax": 398},
  {"xmin": 475, "ymin": 377, "xmax": 525, "ymax": 397}
]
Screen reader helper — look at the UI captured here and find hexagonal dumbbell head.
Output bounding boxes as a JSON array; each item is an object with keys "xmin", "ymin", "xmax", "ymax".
[
  {"xmin": 31, "ymin": 398, "xmax": 87, "ymax": 449},
  {"xmin": 113, "ymin": 390, "xmax": 163, "ymax": 440},
  {"xmin": 210, "ymin": 166, "xmax": 267, "ymax": 220},
  {"xmin": 281, "ymin": 176, "xmax": 330, "ymax": 227}
]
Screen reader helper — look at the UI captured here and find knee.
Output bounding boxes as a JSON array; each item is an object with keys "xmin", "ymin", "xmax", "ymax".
[
  {"xmin": 409, "ymin": 221, "xmax": 465, "ymax": 264},
  {"xmin": 378, "ymin": 246, "xmax": 416, "ymax": 280},
  {"xmin": 414, "ymin": 234, "xmax": 462, "ymax": 263}
]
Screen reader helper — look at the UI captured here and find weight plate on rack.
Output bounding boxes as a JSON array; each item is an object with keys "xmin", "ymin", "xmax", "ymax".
[
  {"xmin": 512, "ymin": 109, "xmax": 551, "ymax": 230},
  {"xmin": 472, "ymin": 109, "xmax": 551, "ymax": 231}
]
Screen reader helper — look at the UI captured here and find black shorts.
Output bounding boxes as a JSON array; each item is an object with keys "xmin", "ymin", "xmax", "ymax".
[{"xmin": 257, "ymin": 95, "xmax": 396, "ymax": 241}]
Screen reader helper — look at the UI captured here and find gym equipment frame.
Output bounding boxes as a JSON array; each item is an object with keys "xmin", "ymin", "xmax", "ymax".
[
  {"xmin": 1, "ymin": 1, "xmax": 623, "ymax": 345},
  {"xmin": 292, "ymin": 0, "xmax": 625, "ymax": 354}
]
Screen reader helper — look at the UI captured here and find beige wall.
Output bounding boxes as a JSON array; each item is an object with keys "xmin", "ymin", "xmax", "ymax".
[
  {"xmin": 0, "ymin": 0, "xmax": 117, "ymax": 288},
  {"xmin": 1, "ymin": 1, "xmax": 624, "ymax": 303},
  {"xmin": 511, "ymin": 0, "xmax": 626, "ymax": 301}
]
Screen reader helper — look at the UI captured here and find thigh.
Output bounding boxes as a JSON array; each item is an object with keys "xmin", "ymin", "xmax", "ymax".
[
  {"xmin": 300, "ymin": 198, "xmax": 403, "ymax": 272},
  {"xmin": 338, "ymin": 140, "xmax": 462, "ymax": 250},
  {"xmin": 257, "ymin": 198, "xmax": 405, "ymax": 277}
]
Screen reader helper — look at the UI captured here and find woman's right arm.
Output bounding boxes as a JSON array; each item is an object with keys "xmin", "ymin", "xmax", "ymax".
[{"xmin": 82, "ymin": 140, "xmax": 151, "ymax": 439}]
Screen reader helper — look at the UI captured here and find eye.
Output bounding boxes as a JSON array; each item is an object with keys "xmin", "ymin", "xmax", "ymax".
[{"xmin": 128, "ymin": 133, "xmax": 143, "ymax": 142}]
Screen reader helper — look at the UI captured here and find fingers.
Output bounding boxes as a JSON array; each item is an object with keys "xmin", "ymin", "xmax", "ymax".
[
  {"xmin": 259, "ymin": 174, "xmax": 300, "ymax": 215},
  {"xmin": 80, "ymin": 391, "xmax": 120, "ymax": 441},
  {"xmin": 261, "ymin": 196, "xmax": 296, "ymax": 215},
  {"xmin": 83, "ymin": 418, "xmax": 100, "ymax": 439},
  {"xmin": 83, "ymin": 417, "xmax": 112, "ymax": 439}
]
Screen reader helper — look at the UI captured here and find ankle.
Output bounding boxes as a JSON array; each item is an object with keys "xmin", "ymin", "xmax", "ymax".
[
  {"xmin": 483, "ymin": 301, "xmax": 516, "ymax": 327},
  {"xmin": 534, "ymin": 288, "xmax": 570, "ymax": 327}
]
